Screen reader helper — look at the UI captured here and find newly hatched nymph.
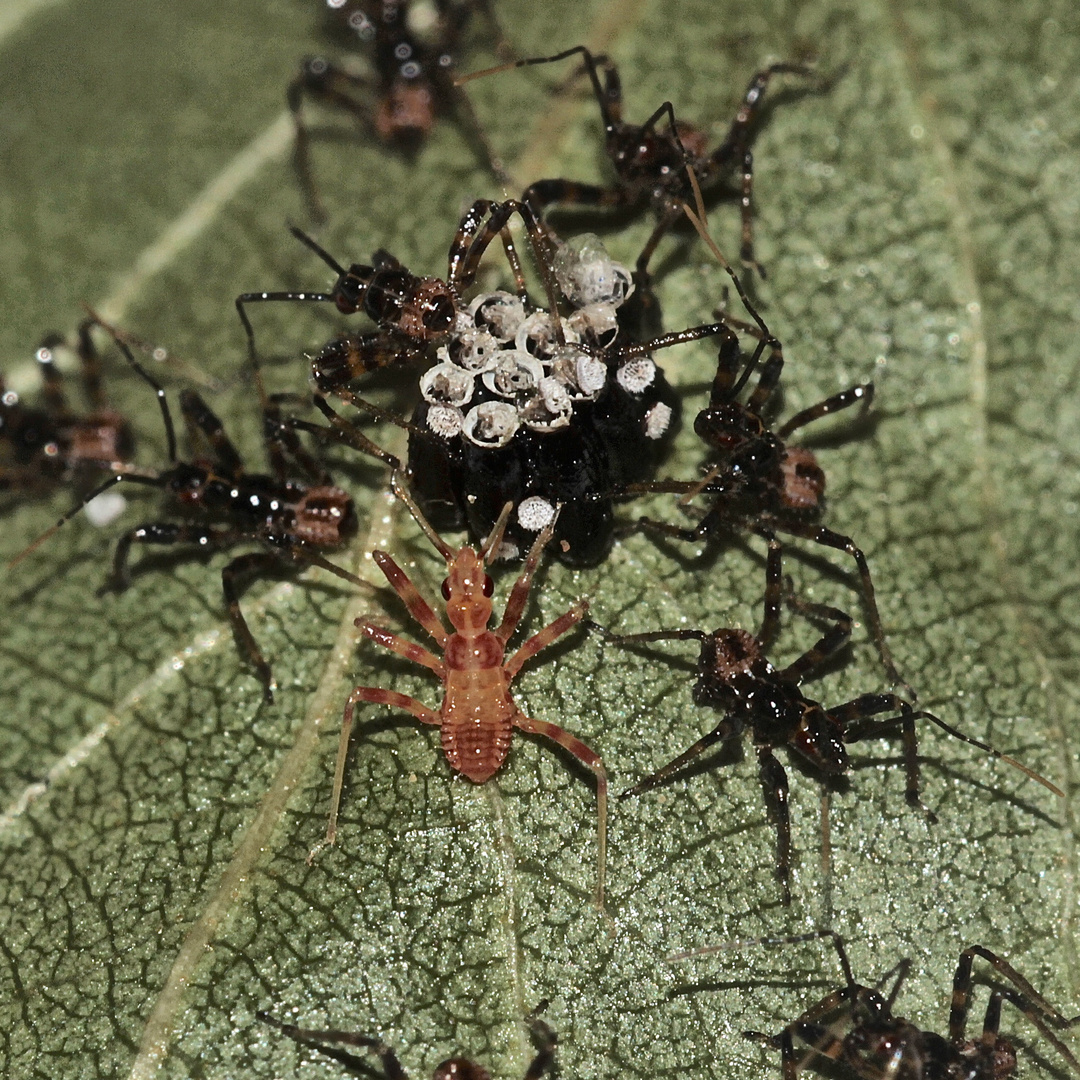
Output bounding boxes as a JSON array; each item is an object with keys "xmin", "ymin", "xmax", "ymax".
[{"xmin": 323, "ymin": 476, "xmax": 607, "ymax": 906}]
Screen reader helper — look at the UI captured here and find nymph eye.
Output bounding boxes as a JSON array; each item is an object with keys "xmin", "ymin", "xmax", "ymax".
[
  {"xmin": 482, "ymin": 575, "xmax": 494, "ymax": 597},
  {"xmin": 441, "ymin": 579, "xmax": 452, "ymax": 600}
]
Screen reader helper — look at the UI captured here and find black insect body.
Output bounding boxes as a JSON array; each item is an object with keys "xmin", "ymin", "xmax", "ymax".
[
  {"xmin": 11, "ymin": 324, "xmax": 361, "ymax": 704},
  {"xmin": 1, "ymin": 323, "xmax": 133, "ymax": 497},
  {"xmin": 601, "ymin": 587, "xmax": 1061, "ymax": 903},
  {"xmin": 462, "ymin": 45, "xmax": 815, "ymax": 279},
  {"xmin": 406, "ymin": 230, "xmax": 695, "ymax": 565},
  {"xmin": 258, "ymin": 1007, "xmax": 556, "ymax": 1080},
  {"xmin": 739, "ymin": 932, "xmax": 1080, "ymax": 1080},
  {"xmin": 291, "ymin": 0, "xmax": 513, "ymax": 219}
]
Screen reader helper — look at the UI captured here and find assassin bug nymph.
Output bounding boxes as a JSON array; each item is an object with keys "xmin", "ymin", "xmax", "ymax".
[
  {"xmin": 234, "ymin": 198, "xmax": 565, "ymax": 399},
  {"xmin": 290, "ymin": 0, "xmax": 515, "ymax": 221},
  {"xmin": 321, "ymin": 474, "xmax": 608, "ymax": 908},
  {"xmin": 622, "ymin": 204, "xmax": 909, "ymax": 694},
  {"xmin": 592, "ymin": 575, "xmax": 1061, "ymax": 904},
  {"xmin": 701, "ymin": 931, "xmax": 1080, "ymax": 1080},
  {"xmin": 459, "ymin": 45, "xmax": 817, "ymax": 280},
  {"xmin": 1, "ymin": 321, "xmax": 134, "ymax": 498},
  {"xmin": 259, "ymin": 1003, "xmax": 556, "ymax": 1080},
  {"xmin": 9, "ymin": 317, "xmax": 366, "ymax": 704}
]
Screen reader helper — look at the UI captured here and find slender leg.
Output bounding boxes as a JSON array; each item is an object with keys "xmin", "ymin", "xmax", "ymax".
[
  {"xmin": 446, "ymin": 198, "xmax": 495, "ymax": 285},
  {"xmin": 778, "ymin": 1026, "xmax": 800, "ymax": 1080},
  {"xmin": 705, "ymin": 322, "xmax": 746, "ymax": 401},
  {"xmin": 86, "ymin": 316, "xmax": 177, "ymax": 462},
  {"xmin": 371, "ymin": 550, "xmax": 449, "ymax": 646},
  {"xmin": 764, "ymin": 517, "xmax": 912, "ymax": 697},
  {"xmin": 258, "ymin": 1010, "xmax": 407, "ymax": 1079},
  {"xmin": 776, "ymin": 383, "xmax": 873, "ymax": 439},
  {"xmin": 178, "ymin": 390, "xmax": 244, "ymax": 477},
  {"xmin": 635, "ymin": 514, "xmax": 706, "ymax": 544},
  {"xmin": 514, "ymin": 713, "xmax": 607, "ymax": 909},
  {"xmin": 633, "ymin": 203, "xmax": 683, "ymax": 283},
  {"xmin": 757, "ymin": 534, "xmax": 783, "ymax": 650},
  {"xmin": 841, "ymin": 694, "xmax": 1062, "ymax": 802},
  {"xmin": 610, "ymin": 319, "xmax": 734, "ymax": 361},
  {"xmin": 496, "ymin": 514, "xmax": 559, "ymax": 644},
  {"xmin": 621, "ymin": 716, "xmax": 741, "ymax": 798},
  {"xmin": 737, "ymin": 148, "xmax": 760, "ymax": 273},
  {"xmin": 322, "ymin": 686, "xmax": 441, "ymax": 849},
  {"xmin": 523, "ymin": 178, "xmax": 631, "ymax": 215},
  {"xmin": 953, "ymin": 946, "xmax": 1080, "ymax": 1036},
  {"xmin": 222, "ymin": 550, "xmax": 288, "ymax": 703},
  {"xmin": 504, "ymin": 602, "xmax": 588, "ymax": 677},
  {"xmin": 288, "ymin": 61, "xmax": 377, "ymax": 223},
  {"xmin": 287, "ymin": 395, "xmax": 402, "ymax": 471},
  {"xmin": 73, "ymin": 320, "xmax": 106, "ymax": 409},
  {"xmin": 743, "ymin": 345, "xmax": 785, "ymax": 413},
  {"xmin": 950, "ymin": 946, "xmax": 1080, "ymax": 1069},
  {"xmin": 235, "ymin": 289, "xmax": 337, "ymax": 369},
  {"xmin": 591, "ymin": 626, "xmax": 707, "ymax": 648},
  {"xmin": 358, "ymin": 619, "xmax": 445, "ymax": 677},
  {"xmin": 454, "ymin": 200, "xmax": 565, "ymax": 321},
  {"xmin": 776, "ymin": 592, "xmax": 853, "ymax": 683},
  {"xmin": 107, "ymin": 521, "xmax": 230, "ymax": 592},
  {"xmin": 757, "ymin": 746, "xmax": 792, "ymax": 904},
  {"xmin": 709, "ymin": 62, "xmax": 818, "ymax": 171}
]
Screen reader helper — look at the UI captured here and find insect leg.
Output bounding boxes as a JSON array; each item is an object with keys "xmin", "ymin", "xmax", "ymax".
[
  {"xmin": 757, "ymin": 745, "xmax": 792, "ymax": 904},
  {"xmin": 323, "ymin": 686, "xmax": 441, "ymax": 848},
  {"xmin": 514, "ymin": 714, "xmax": 607, "ymax": 910}
]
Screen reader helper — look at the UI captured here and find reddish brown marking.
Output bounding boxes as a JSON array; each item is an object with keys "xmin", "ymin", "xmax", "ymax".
[
  {"xmin": 293, "ymin": 485, "xmax": 354, "ymax": 545},
  {"xmin": 323, "ymin": 486, "xmax": 607, "ymax": 908},
  {"xmin": 375, "ymin": 82, "xmax": 436, "ymax": 140},
  {"xmin": 778, "ymin": 447, "xmax": 825, "ymax": 511}
]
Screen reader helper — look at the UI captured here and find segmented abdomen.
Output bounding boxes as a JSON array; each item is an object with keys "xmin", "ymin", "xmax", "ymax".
[{"xmin": 441, "ymin": 669, "xmax": 516, "ymax": 783}]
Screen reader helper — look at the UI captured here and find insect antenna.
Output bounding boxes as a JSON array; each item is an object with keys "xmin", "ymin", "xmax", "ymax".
[
  {"xmin": 6, "ymin": 471, "xmax": 161, "ymax": 569},
  {"xmin": 83, "ymin": 307, "xmax": 177, "ymax": 462},
  {"xmin": 454, "ymin": 44, "xmax": 601, "ymax": 88},
  {"xmin": 287, "ymin": 224, "xmax": 350, "ymax": 277},
  {"xmin": 480, "ymin": 500, "xmax": 517, "ymax": 564},
  {"xmin": 904, "ymin": 708, "xmax": 1063, "ymax": 798},
  {"xmin": 390, "ymin": 471, "xmax": 456, "ymax": 561},
  {"xmin": 677, "ymin": 164, "xmax": 778, "ymax": 398}
]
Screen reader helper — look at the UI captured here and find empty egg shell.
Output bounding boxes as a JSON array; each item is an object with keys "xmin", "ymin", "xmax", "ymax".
[
  {"xmin": 567, "ymin": 301, "xmax": 620, "ymax": 345},
  {"xmin": 462, "ymin": 400, "xmax": 519, "ymax": 447},
  {"xmin": 448, "ymin": 328, "xmax": 502, "ymax": 372},
  {"xmin": 522, "ymin": 376, "xmax": 573, "ymax": 431},
  {"xmin": 469, "ymin": 291, "xmax": 526, "ymax": 342},
  {"xmin": 420, "ymin": 362, "xmax": 474, "ymax": 407},
  {"xmin": 481, "ymin": 351, "xmax": 545, "ymax": 400},
  {"xmin": 553, "ymin": 233, "xmax": 635, "ymax": 307},
  {"xmin": 515, "ymin": 311, "xmax": 578, "ymax": 360}
]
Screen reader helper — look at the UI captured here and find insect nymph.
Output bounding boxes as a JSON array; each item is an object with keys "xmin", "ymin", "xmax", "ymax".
[{"xmin": 322, "ymin": 476, "xmax": 608, "ymax": 907}]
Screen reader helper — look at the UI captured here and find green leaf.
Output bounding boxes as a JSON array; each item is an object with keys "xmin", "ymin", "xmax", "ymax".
[{"xmin": 2, "ymin": 0, "xmax": 1078, "ymax": 1078}]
